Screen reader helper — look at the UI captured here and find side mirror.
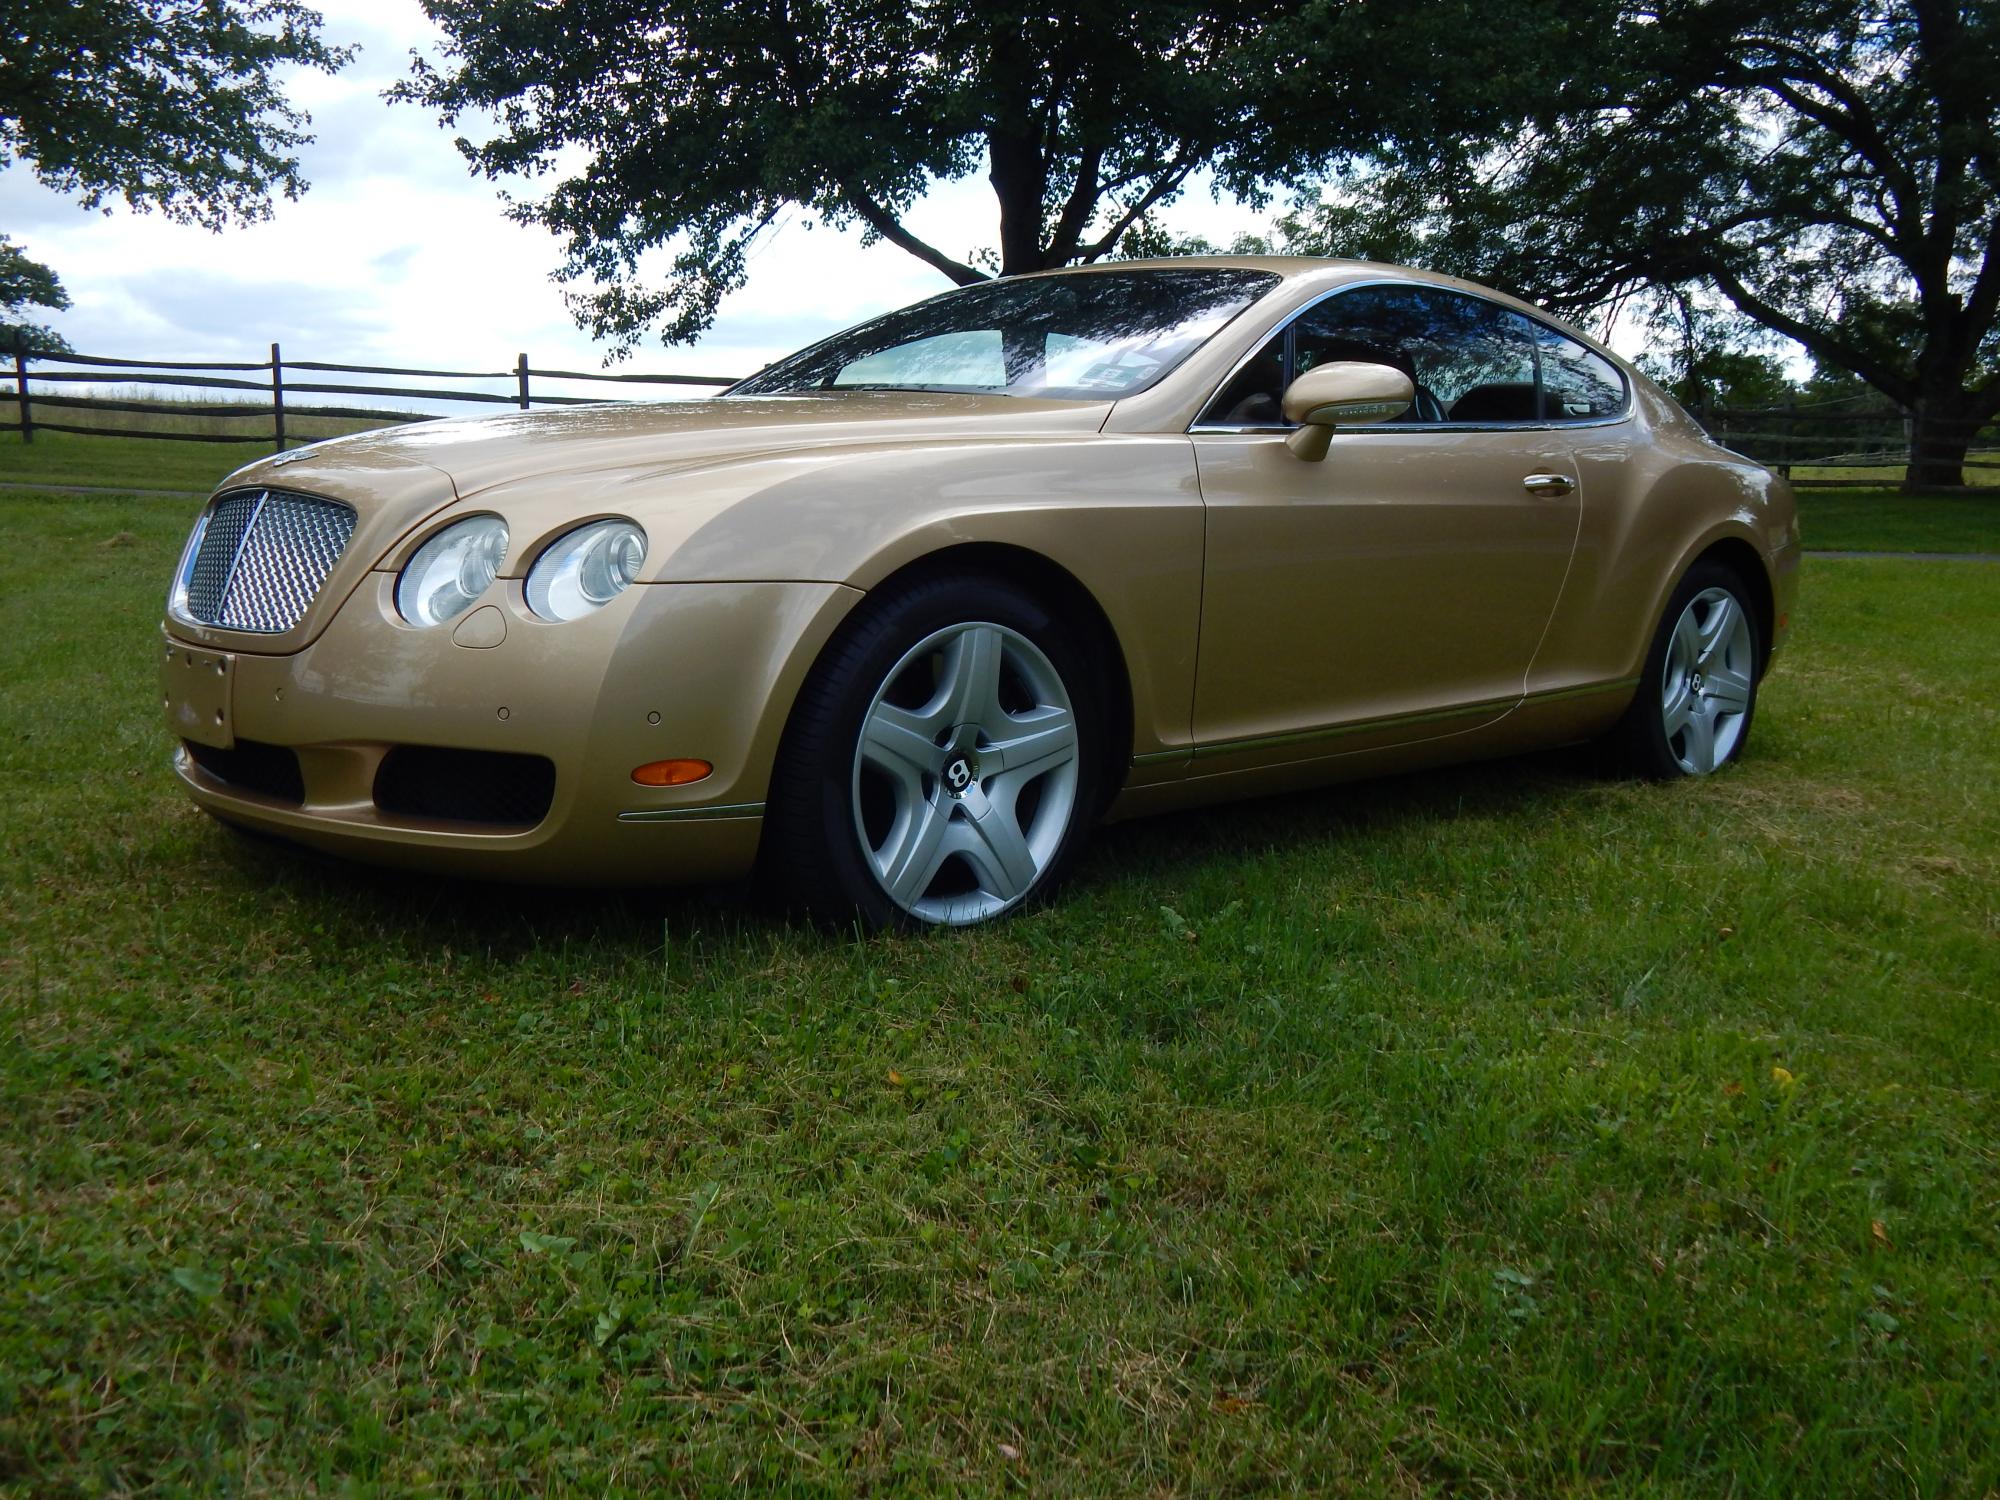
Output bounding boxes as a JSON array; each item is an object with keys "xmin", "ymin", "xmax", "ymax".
[{"xmin": 1280, "ymin": 361, "xmax": 1415, "ymax": 461}]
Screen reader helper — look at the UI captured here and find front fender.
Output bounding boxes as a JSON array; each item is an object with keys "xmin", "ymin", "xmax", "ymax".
[{"xmin": 450, "ymin": 435, "xmax": 1209, "ymax": 762}]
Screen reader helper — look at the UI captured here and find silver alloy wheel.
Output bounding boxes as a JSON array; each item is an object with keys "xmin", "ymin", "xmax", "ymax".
[
  {"xmin": 1661, "ymin": 586, "xmax": 1755, "ymax": 774},
  {"xmin": 851, "ymin": 621, "xmax": 1080, "ymax": 925}
]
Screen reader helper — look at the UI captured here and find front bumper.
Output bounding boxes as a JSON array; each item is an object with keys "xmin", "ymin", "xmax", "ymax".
[{"xmin": 162, "ymin": 573, "xmax": 859, "ymax": 884}]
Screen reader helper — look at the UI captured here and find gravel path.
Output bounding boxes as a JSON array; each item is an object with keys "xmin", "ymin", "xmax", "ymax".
[{"xmin": 1809, "ymin": 549, "xmax": 2000, "ymax": 562}]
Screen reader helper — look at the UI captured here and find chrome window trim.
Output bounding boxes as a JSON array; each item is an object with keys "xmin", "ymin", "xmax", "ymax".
[
  {"xmin": 1191, "ymin": 413, "xmax": 1636, "ymax": 436},
  {"xmin": 1186, "ymin": 276, "xmax": 1634, "ymax": 436}
]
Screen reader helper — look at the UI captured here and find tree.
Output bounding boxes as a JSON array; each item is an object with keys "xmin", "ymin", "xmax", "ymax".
[
  {"xmin": 1285, "ymin": 0, "xmax": 2000, "ymax": 489},
  {"xmin": 0, "ymin": 0, "xmax": 352, "ymax": 345},
  {"xmin": 2, "ymin": 235, "xmax": 70, "ymax": 352},
  {"xmin": 397, "ymin": 0, "xmax": 1556, "ymax": 355}
]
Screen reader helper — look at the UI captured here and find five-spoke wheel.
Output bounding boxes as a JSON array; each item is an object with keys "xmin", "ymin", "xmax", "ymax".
[
  {"xmin": 1660, "ymin": 586, "xmax": 1756, "ymax": 774},
  {"xmin": 764, "ymin": 572, "xmax": 1103, "ymax": 928},
  {"xmin": 1608, "ymin": 559, "xmax": 1764, "ymax": 779},
  {"xmin": 853, "ymin": 622, "xmax": 1080, "ymax": 924}
]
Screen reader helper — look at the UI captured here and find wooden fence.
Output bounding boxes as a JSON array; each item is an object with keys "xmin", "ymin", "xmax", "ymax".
[
  {"xmin": 7, "ymin": 336, "xmax": 1995, "ymax": 486},
  {"xmin": 3, "ymin": 336, "xmax": 740, "ymax": 451},
  {"xmin": 1686, "ymin": 395, "xmax": 1997, "ymax": 486}
]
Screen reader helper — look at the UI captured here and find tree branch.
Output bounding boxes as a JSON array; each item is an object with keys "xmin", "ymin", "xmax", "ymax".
[
  {"xmin": 1045, "ymin": 137, "xmax": 1106, "ymax": 264},
  {"xmin": 1735, "ymin": 68, "xmax": 1921, "ymax": 248},
  {"xmin": 1708, "ymin": 262, "xmax": 1914, "ymax": 402},
  {"xmin": 1076, "ymin": 155, "xmax": 1196, "ymax": 261},
  {"xmin": 1960, "ymin": 212, "xmax": 2000, "ymax": 351},
  {"xmin": 834, "ymin": 177, "xmax": 987, "ymax": 285}
]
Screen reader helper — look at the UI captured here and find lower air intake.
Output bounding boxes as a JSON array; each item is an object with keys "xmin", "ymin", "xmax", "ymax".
[
  {"xmin": 373, "ymin": 747, "xmax": 557, "ymax": 828},
  {"xmin": 183, "ymin": 739, "xmax": 306, "ymax": 805}
]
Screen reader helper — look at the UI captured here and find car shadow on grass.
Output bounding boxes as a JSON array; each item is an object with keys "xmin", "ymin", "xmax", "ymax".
[
  {"xmin": 1078, "ymin": 741, "xmax": 1610, "ymax": 883},
  {"xmin": 203, "ymin": 742, "xmax": 1617, "ymax": 953}
]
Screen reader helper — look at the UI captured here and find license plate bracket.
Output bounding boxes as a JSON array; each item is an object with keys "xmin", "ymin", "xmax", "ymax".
[{"xmin": 165, "ymin": 643, "xmax": 235, "ymax": 749}]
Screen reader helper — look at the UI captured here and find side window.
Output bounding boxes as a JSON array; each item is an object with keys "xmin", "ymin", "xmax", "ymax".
[
  {"xmin": 1198, "ymin": 332, "xmax": 1286, "ymax": 426},
  {"xmin": 1295, "ymin": 286, "xmax": 1540, "ymax": 424},
  {"xmin": 1196, "ymin": 285, "xmax": 1572, "ymax": 428},
  {"xmin": 1534, "ymin": 325, "xmax": 1627, "ymax": 421}
]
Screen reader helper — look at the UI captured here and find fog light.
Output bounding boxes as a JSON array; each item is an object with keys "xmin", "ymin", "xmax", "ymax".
[{"xmin": 631, "ymin": 759, "xmax": 712, "ymax": 786}]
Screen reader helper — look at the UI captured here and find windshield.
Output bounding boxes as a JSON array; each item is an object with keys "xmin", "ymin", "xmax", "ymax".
[{"xmin": 730, "ymin": 268, "xmax": 1281, "ymax": 400}]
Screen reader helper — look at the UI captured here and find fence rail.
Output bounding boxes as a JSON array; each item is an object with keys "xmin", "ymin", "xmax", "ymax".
[
  {"xmin": 3, "ymin": 336, "xmax": 741, "ymax": 452},
  {"xmin": 1688, "ymin": 394, "xmax": 2000, "ymax": 486},
  {"xmin": 8, "ymin": 338, "xmax": 1997, "ymax": 487}
]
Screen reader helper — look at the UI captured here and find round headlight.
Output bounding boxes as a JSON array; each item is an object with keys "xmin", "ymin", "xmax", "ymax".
[
  {"xmin": 397, "ymin": 515, "xmax": 509, "ymax": 627},
  {"xmin": 525, "ymin": 519, "xmax": 646, "ymax": 622}
]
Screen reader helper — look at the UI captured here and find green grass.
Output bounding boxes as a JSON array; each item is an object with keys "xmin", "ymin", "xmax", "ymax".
[
  {"xmin": 0, "ymin": 428, "xmax": 272, "ymax": 493},
  {"xmin": 1796, "ymin": 487, "xmax": 2000, "ymax": 554},
  {"xmin": 4, "ymin": 491, "xmax": 2000, "ymax": 1495},
  {"xmin": 1792, "ymin": 463, "xmax": 2000, "ymax": 488},
  {"xmin": 0, "ymin": 401, "xmax": 394, "ymax": 495}
]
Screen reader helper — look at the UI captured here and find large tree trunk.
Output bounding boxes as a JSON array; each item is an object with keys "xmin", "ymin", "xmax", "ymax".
[
  {"xmin": 987, "ymin": 130, "xmax": 1048, "ymax": 276},
  {"xmin": 1903, "ymin": 383, "xmax": 1979, "ymax": 491}
]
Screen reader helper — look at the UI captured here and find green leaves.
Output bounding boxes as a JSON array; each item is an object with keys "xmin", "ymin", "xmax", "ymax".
[
  {"xmin": 516, "ymin": 1230, "xmax": 576, "ymax": 1256},
  {"xmin": 398, "ymin": 0, "xmax": 1488, "ymax": 352},
  {"xmin": 1286, "ymin": 0, "xmax": 2000, "ymax": 483},
  {"xmin": 0, "ymin": 1, "xmax": 353, "ymax": 229},
  {"xmin": 169, "ymin": 1266, "xmax": 223, "ymax": 1300}
]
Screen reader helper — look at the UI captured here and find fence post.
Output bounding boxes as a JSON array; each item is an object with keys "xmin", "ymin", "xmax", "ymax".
[
  {"xmin": 11, "ymin": 330, "xmax": 31, "ymax": 444},
  {"xmin": 271, "ymin": 341, "xmax": 286, "ymax": 452},
  {"xmin": 516, "ymin": 352, "xmax": 530, "ymax": 410}
]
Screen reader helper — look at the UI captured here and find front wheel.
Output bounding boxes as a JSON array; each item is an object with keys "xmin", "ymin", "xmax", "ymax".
[
  {"xmin": 1606, "ymin": 560, "xmax": 1763, "ymax": 778},
  {"xmin": 763, "ymin": 574, "xmax": 1104, "ymax": 928}
]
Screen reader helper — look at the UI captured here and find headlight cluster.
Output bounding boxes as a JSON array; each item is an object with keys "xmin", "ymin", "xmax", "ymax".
[
  {"xmin": 524, "ymin": 519, "xmax": 647, "ymax": 623},
  {"xmin": 395, "ymin": 516, "xmax": 647, "ymax": 627},
  {"xmin": 397, "ymin": 515, "xmax": 509, "ymax": 627}
]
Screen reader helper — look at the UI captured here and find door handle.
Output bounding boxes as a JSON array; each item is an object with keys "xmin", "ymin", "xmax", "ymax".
[{"xmin": 1523, "ymin": 473, "xmax": 1575, "ymax": 497}]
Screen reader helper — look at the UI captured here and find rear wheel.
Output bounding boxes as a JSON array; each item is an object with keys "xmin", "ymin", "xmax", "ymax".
[
  {"xmin": 1607, "ymin": 560, "xmax": 1763, "ymax": 778},
  {"xmin": 764, "ymin": 573, "xmax": 1103, "ymax": 927}
]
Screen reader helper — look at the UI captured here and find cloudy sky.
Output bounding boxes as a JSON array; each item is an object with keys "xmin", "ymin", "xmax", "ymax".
[{"xmin": 0, "ymin": 0, "xmax": 1270, "ymax": 389}]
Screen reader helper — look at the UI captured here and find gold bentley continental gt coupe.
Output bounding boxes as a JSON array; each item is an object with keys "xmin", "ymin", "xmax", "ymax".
[{"xmin": 161, "ymin": 258, "xmax": 1800, "ymax": 927}]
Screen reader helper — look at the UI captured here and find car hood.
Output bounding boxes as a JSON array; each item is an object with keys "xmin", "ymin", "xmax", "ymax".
[
  {"xmin": 178, "ymin": 391, "xmax": 1111, "ymax": 656},
  {"xmin": 229, "ymin": 390, "xmax": 1114, "ymax": 504}
]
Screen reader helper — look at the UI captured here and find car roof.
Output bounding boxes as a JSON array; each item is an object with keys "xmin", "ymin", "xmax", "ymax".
[
  {"xmin": 1014, "ymin": 255, "xmax": 1621, "ymax": 364},
  {"xmin": 1012, "ymin": 255, "xmax": 1369, "ymax": 280}
]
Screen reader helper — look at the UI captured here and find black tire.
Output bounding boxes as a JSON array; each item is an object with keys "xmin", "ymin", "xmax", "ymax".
[
  {"xmin": 762, "ymin": 571, "xmax": 1107, "ymax": 929},
  {"xmin": 1604, "ymin": 558, "xmax": 1765, "ymax": 779}
]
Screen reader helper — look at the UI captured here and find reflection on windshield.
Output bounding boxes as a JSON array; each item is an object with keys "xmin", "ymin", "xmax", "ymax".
[{"xmin": 731, "ymin": 269, "xmax": 1280, "ymax": 401}]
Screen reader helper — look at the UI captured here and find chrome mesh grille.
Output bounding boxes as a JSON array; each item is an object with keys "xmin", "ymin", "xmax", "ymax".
[{"xmin": 179, "ymin": 490, "xmax": 356, "ymax": 633}]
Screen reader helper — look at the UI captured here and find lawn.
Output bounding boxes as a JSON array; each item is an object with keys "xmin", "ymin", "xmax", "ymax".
[
  {"xmin": 0, "ymin": 422, "xmax": 391, "ymax": 496},
  {"xmin": 1791, "ymin": 463, "xmax": 2000, "ymax": 489},
  {"xmin": 2, "ymin": 486, "xmax": 1997, "ymax": 1495},
  {"xmin": 1797, "ymin": 486, "xmax": 2000, "ymax": 553}
]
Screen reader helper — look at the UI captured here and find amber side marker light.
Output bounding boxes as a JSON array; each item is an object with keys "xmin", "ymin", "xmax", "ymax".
[{"xmin": 631, "ymin": 759, "xmax": 713, "ymax": 787}]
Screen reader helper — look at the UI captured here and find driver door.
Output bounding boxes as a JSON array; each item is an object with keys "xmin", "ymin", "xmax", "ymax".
[{"xmin": 1190, "ymin": 284, "xmax": 1583, "ymax": 767}]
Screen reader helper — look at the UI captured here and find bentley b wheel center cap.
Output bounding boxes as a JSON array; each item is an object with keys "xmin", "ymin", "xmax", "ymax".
[{"xmin": 943, "ymin": 753, "xmax": 978, "ymax": 797}]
